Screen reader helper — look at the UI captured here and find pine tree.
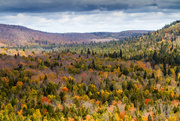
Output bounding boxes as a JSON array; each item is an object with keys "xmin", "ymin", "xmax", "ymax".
[
  {"xmin": 153, "ymin": 50, "xmax": 157, "ymax": 64},
  {"xmin": 176, "ymin": 66, "xmax": 179, "ymax": 81},
  {"xmin": 87, "ymin": 48, "xmax": 91, "ymax": 55},
  {"xmin": 14, "ymin": 54, "xmax": 17, "ymax": 58},
  {"xmin": 148, "ymin": 114, "xmax": 152, "ymax": 121},
  {"xmin": 81, "ymin": 50, "xmax": 83, "ymax": 55},
  {"xmin": 152, "ymin": 72, "xmax": 155, "ymax": 78},
  {"xmin": 44, "ymin": 75, "xmax": 47, "ymax": 81},
  {"xmin": 144, "ymin": 71, "xmax": 147, "ymax": 79},
  {"xmin": 58, "ymin": 54, "xmax": 60, "ymax": 60},
  {"xmin": 113, "ymin": 51, "xmax": 117, "ymax": 58},
  {"xmin": 168, "ymin": 68, "xmax": 171, "ymax": 75},
  {"xmin": 92, "ymin": 51, "xmax": 95, "ymax": 55},
  {"xmin": 92, "ymin": 59, "xmax": 95, "ymax": 69},
  {"xmin": 163, "ymin": 61, "xmax": 166, "ymax": 76},
  {"xmin": 120, "ymin": 49, "xmax": 122, "ymax": 59}
]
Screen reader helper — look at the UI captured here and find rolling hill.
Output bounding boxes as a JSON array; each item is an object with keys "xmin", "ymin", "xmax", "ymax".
[{"xmin": 0, "ymin": 24, "xmax": 151, "ymax": 47}]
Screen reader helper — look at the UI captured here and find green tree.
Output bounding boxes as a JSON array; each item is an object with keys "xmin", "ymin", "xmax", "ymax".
[
  {"xmin": 87, "ymin": 48, "xmax": 91, "ymax": 55},
  {"xmin": 120, "ymin": 49, "xmax": 122, "ymax": 59},
  {"xmin": 148, "ymin": 114, "xmax": 152, "ymax": 121}
]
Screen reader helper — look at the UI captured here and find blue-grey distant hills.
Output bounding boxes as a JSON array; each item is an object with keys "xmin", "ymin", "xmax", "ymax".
[{"xmin": 0, "ymin": 24, "xmax": 151, "ymax": 47}]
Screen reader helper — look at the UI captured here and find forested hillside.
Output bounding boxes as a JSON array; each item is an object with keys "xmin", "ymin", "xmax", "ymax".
[
  {"xmin": 57, "ymin": 21, "xmax": 180, "ymax": 66},
  {"xmin": 0, "ymin": 24, "xmax": 150, "ymax": 47},
  {"xmin": 0, "ymin": 21, "xmax": 179, "ymax": 121}
]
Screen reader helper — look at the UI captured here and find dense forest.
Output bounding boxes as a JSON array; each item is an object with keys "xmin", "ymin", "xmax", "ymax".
[{"xmin": 0, "ymin": 21, "xmax": 179, "ymax": 121}]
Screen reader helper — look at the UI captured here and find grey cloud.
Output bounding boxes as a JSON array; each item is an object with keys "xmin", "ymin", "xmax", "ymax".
[{"xmin": 0, "ymin": 0, "xmax": 179, "ymax": 13}]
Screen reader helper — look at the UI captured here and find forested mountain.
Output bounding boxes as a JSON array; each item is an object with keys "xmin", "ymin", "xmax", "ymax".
[
  {"xmin": 0, "ymin": 24, "xmax": 150, "ymax": 47},
  {"xmin": 0, "ymin": 21, "xmax": 179, "ymax": 121}
]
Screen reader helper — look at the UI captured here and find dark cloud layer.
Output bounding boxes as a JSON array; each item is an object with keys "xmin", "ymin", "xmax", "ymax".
[{"xmin": 0, "ymin": 0, "xmax": 179, "ymax": 13}]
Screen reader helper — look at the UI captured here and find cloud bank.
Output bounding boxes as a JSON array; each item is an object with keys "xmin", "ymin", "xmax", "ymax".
[{"xmin": 1, "ymin": 10, "xmax": 179, "ymax": 33}]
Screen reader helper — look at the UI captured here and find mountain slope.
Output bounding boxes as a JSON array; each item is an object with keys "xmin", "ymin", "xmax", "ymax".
[
  {"xmin": 0, "ymin": 24, "xmax": 151, "ymax": 47},
  {"xmin": 56, "ymin": 20, "xmax": 180, "ymax": 64}
]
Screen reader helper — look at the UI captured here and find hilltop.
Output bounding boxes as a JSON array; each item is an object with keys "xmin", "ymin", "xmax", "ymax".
[{"xmin": 0, "ymin": 24, "xmax": 150, "ymax": 47}]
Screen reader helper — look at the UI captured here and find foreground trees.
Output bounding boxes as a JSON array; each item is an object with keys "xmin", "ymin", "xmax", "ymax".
[{"xmin": 0, "ymin": 49, "xmax": 179, "ymax": 120}]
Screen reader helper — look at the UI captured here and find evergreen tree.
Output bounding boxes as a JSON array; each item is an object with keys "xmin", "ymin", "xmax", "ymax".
[
  {"xmin": 14, "ymin": 54, "xmax": 17, "ymax": 58},
  {"xmin": 152, "ymin": 72, "xmax": 155, "ymax": 78},
  {"xmin": 163, "ymin": 61, "xmax": 166, "ymax": 76},
  {"xmin": 113, "ymin": 51, "xmax": 117, "ymax": 58},
  {"xmin": 148, "ymin": 114, "xmax": 152, "ymax": 121},
  {"xmin": 176, "ymin": 66, "xmax": 179, "ymax": 81},
  {"xmin": 44, "ymin": 75, "xmax": 47, "ymax": 81},
  {"xmin": 120, "ymin": 49, "xmax": 122, "ymax": 59},
  {"xmin": 168, "ymin": 68, "xmax": 171, "ymax": 75},
  {"xmin": 144, "ymin": 71, "xmax": 147, "ymax": 79},
  {"xmin": 58, "ymin": 54, "xmax": 60, "ymax": 60},
  {"xmin": 92, "ymin": 59, "xmax": 96, "ymax": 69},
  {"xmin": 87, "ymin": 48, "xmax": 91, "ymax": 55},
  {"xmin": 152, "ymin": 50, "xmax": 157, "ymax": 64},
  {"xmin": 92, "ymin": 51, "xmax": 95, "ymax": 55},
  {"xmin": 81, "ymin": 50, "xmax": 83, "ymax": 55}
]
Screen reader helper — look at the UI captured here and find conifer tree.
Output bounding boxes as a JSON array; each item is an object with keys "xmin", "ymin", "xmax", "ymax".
[
  {"xmin": 163, "ymin": 61, "xmax": 166, "ymax": 76},
  {"xmin": 148, "ymin": 114, "xmax": 152, "ymax": 121},
  {"xmin": 120, "ymin": 49, "xmax": 122, "ymax": 59},
  {"xmin": 87, "ymin": 48, "xmax": 91, "ymax": 55}
]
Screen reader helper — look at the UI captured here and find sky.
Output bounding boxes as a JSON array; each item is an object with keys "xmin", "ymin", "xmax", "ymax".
[{"xmin": 0, "ymin": 0, "xmax": 180, "ymax": 33}]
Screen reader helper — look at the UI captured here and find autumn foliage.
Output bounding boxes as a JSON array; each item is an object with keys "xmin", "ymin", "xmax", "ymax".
[
  {"xmin": 42, "ymin": 97, "xmax": 51, "ymax": 104},
  {"xmin": 145, "ymin": 99, "xmax": 151, "ymax": 104},
  {"xmin": 120, "ymin": 111, "xmax": 126, "ymax": 119},
  {"xmin": 62, "ymin": 87, "xmax": 69, "ymax": 93},
  {"xmin": 16, "ymin": 81, "xmax": 23, "ymax": 86}
]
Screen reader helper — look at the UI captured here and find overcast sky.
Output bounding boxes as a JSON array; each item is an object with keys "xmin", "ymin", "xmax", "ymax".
[{"xmin": 0, "ymin": 0, "xmax": 180, "ymax": 33}]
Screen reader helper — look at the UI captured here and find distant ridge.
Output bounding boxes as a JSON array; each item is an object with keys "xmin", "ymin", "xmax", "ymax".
[{"xmin": 0, "ymin": 24, "xmax": 151, "ymax": 47}]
